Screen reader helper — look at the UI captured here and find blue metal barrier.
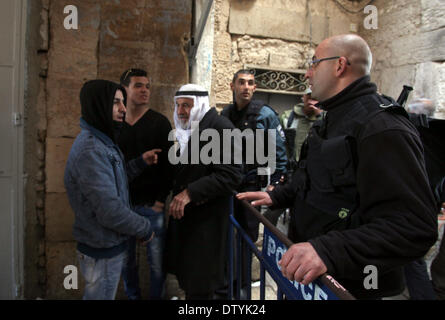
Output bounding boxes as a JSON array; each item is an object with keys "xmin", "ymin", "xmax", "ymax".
[{"xmin": 227, "ymin": 197, "xmax": 355, "ymax": 300}]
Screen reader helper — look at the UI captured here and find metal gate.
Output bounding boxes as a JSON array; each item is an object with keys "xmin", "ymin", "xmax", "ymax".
[{"xmin": 227, "ymin": 197, "xmax": 355, "ymax": 300}]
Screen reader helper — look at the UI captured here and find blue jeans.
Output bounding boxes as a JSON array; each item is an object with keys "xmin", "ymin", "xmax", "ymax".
[
  {"xmin": 122, "ymin": 205, "xmax": 166, "ymax": 300},
  {"xmin": 77, "ymin": 250, "xmax": 127, "ymax": 300}
]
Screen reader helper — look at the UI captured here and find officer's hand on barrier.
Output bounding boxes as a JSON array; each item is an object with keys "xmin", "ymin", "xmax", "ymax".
[
  {"xmin": 278, "ymin": 242, "xmax": 327, "ymax": 285},
  {"xmin": 236, "ymin": 191, "xmax": 273, "ymax": 207}
]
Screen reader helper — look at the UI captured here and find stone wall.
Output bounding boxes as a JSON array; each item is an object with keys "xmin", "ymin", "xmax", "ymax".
[
  {"xmin": 25, "ymin": 0, "xmax": 191, "ymax": 299},
  {"xmin": 205, "ymin": 0, "xmax": 445, "ymax": 116},
  {"xmin": 360, "ymin": 0, "xmax": 445, "ymax": 117},
  {"xmin": 209, "ymin": 0, "xmax": 360, "ymax": 107},
  {"xmin": 24, "ymin": 0, "xmax": 47, "ymax": 299}
]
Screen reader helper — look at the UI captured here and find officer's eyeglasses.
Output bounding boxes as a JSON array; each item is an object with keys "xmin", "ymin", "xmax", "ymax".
[{"xmin": 307, "ymin": 56, "xmax": 351, "ymax": 70}]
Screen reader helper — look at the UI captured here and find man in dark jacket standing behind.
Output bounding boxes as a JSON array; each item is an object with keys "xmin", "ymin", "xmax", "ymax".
[
  {"xmin": 237, "ymin": 34, "xmax": 438, "ymax": 299},
  {"xmin": 165, "ymin": 84, "xmax": 242, "ymax": 300},
  {"xmin": 64, "ymin": 80, "xmax": 159, "ymax": 300}
]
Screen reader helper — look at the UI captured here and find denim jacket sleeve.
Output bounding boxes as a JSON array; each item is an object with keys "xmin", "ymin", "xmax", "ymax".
[
  {"xmin": 73, "ymin": 147, "xmax": 152, "ymax": 239},
  {"xmin": 126, "ymin": 155, "xmax": 148, "ymax": 183}
]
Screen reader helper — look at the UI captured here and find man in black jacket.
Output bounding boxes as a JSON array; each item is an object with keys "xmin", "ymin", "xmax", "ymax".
[
  {"xmin": 237, "ymin": 34, "xmax": 438, "ymax": 299},
  {"xmin": 165, "ymin": 84, "xmax": 242, "ymax": 300},
  {"xmin": 221, "ymin": 70, "xmax": 287, "ymax": 242}
]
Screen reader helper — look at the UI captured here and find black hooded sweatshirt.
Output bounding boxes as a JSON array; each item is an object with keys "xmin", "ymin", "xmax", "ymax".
[{"xmin": 80, "ymin": 79, "xmax": 126, "ymax": 143}]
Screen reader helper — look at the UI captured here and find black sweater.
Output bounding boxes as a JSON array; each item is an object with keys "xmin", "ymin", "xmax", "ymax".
[{"xmin": 118, "ymin": 109, "xmax": 173, "ymax": 205}]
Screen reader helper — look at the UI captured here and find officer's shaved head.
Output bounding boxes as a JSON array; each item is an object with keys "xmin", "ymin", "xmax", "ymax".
[
  {"xmin": 306, "ymin": 34, "xmax": 374, "ymax": 101},
  {"xmin": 322, "ymin": 34, "xmax": 372, "ymax": 77}
]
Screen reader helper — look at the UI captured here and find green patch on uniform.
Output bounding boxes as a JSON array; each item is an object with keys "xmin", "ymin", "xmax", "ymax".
[{"xmin": 338, "ymin": 208, "xmax": 349, "ymax": 219}]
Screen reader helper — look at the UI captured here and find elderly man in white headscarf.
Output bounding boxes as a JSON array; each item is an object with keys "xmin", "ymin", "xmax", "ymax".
[
  {"xmin": 173, "ymin": 84, "xmax": 211, "ymax": 155},
  {"xmin": 166, "ymin": 84, "xmax": 243, "ymax": 300}
]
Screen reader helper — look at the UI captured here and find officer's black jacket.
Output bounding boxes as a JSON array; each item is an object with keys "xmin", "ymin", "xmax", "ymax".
[
  {"xmin": 269, "ymin": 76, "xmax": 438, "ymax": 299},
  {"xmin": 221, "ymin": 100, "xmax": 288, "ymax": 184}
]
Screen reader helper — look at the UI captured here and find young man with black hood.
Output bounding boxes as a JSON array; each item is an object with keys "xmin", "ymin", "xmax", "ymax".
[{"xmin": 64, "ymin": 80, "xmax": 160, "ymax": 300}]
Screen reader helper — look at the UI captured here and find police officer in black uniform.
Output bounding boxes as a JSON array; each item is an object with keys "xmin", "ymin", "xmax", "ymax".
[
  {"xmin": 221, "ymin": 69, "xmax": 287, "ymax": 242},
  {"xmin": 237, "ymin": 34, "xmax": 438, "ymax": 299},
  {"xmin": 219, "ymin": 69, "xmax": 287, "ymax": 298}
]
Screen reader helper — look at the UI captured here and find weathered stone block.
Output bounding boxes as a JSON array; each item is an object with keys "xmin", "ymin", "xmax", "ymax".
[
  {"xmin": 99, "ymin": 5, "xmax": 155, "ymax": 43},
  {"xmin": 35, "ymin": 78, "xmax": 47, "ymax": 132},
  {"xmin": 39, "ymin": 7, "xmax": 49, "ymax": 51},
  {"xmin": 421, "ymin": 0, "xmax": 445, "ymax": 32},
  {"xmin": 229, "ymin": 5, "xmax": 310, "ymax": 42},
  {"xmin": 362, "ymin": 0, "xmax": 421, "ymax": 37},
  {"xmin": 233, "ymin": 36, "xmax": 313, "ymax": 72},
  {"xmin": 45, "ymin": 193, "xmax": 74, "ymax": 242},
  {"xmin": 46, "ymin": 77, "xmax": 83, "ymax": 138},
  {"xmin": 213, "ymin": 60, "xmax": 240, "ymax": 105},
  {"xmin": 48, "ymin": 0, "xmax": 100, "ymax": 80},
  {"xmin": 146, "ymin": 0, "xmax": 192, "ymax": 12},
  {"xmin": 97, "ymin": 2, "xmax": 191, "ymax": 107},
  {"xmin": 310, "ymin": 15, "xmax": 329, "ymax": 45},
  {"xmin": 269, "ymin": 53, "xmax": 296, "ymax": 69},
  {"xmin": 228, "ymin": 0, "xmax": 353, "ymax": 44},
  {"xmin": 390, "ymin": 28, "xmax": 445, "ymax": 66},
  {"xmin": 42, "ymin": 0, "xmax": 50, "ymax": 10},
  {"xmin": 148, "ymin": 85, "xmax": 178, "ymax": 122},
  {"xmin": 45, "ymin": 138, "xmax": 73, "ymax": 193}
]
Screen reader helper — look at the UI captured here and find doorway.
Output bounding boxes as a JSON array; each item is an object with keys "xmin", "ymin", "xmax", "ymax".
[{"xmin": 0, "ymin": 0, "xmax": 25, "ymax": 299}]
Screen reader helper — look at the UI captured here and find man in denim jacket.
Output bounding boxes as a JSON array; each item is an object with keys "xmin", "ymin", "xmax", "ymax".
[{"xmin": 64, "ymin": 80, "xmax": 160, "ymax": 300}]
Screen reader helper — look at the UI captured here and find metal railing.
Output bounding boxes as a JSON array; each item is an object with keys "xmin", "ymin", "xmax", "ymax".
[{"xmin": 227, "ymin": 197, "xmax": 356, "ymax": 300}]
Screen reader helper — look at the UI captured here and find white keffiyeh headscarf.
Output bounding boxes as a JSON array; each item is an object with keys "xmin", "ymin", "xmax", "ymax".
[{"xmin": 174, "ymin": 84, "xmax": 211, "ymax": 155}]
